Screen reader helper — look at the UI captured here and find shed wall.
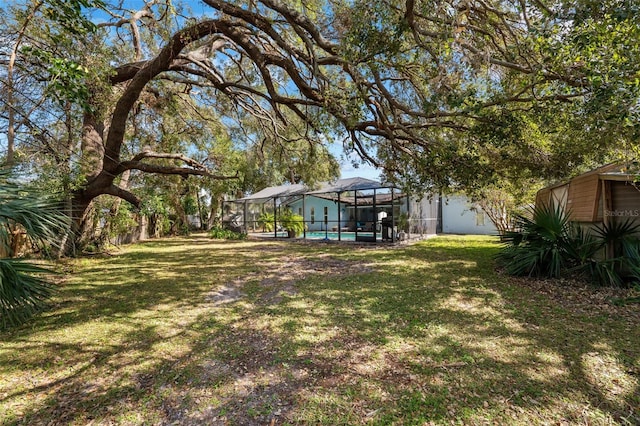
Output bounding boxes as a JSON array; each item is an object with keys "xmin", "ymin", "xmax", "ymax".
[
  {"xmin": 609, "ymin": 181, "xmax": 640, "ymax": 224},
  {"xmin": 535, "ymin": 187, "xmax": 552, "ymax": 208},
  {"xmin": 566, "ymin": 173, "xmax": 600, "ymax": 221}
]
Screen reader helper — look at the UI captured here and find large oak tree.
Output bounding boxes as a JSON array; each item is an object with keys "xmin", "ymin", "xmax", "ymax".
[{"xmin": 2, "ymin": 0, "xmax": 639, "ymax": 245}]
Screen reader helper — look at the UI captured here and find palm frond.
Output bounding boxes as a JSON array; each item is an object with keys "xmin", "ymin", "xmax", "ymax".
[
  {"xmin": 0, "ymin": 259, "xmax": 55, "ymax": 329},
  {"xmin": 0, "ymin": 169, "xmax": 69, "ymax": 328},
  {"xmin": 0, "ymin": 169, "xmax": 70, "ymax": 253},
  {"xmin": 496, "ymin": 203, "xmax": 573, "ymax": 278}
]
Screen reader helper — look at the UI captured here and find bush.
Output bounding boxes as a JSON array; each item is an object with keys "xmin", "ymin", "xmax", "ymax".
[
  {"xmin": 588, "ymin": 219, "xmax": 640, "ymax": 286},
  {"xmin": 497, "ymin": 204, "xmax": 640, "ymax": 287},
  {"xmin": 279, "ymin": 209, "xmax": 305, "ymax": 238},
  {"xmin": 209, "ymin": 226, "xmax": 247, "ymax": 240},
  {"xmin": 497, "ymin": 204, "xmax": 573, "ymax": 278},
  {"xmin": 258, "ymin": 212, "xmax": 275, "ymax": 232}
]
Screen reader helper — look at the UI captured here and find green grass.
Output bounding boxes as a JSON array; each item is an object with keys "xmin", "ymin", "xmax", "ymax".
[{"xmin": 1, "ymin": 234, "xmax": 638, "ymax": 425}]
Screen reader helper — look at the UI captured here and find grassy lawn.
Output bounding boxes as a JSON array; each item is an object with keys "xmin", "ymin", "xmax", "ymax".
[{"xmin": 1, "ymin": 235, "xmax": 638, "ymax": 425}]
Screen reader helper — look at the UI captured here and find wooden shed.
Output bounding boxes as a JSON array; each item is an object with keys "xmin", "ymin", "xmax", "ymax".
[{"xmin": 535, "ymin": 163, "xmax": 640, "ymax": 227}]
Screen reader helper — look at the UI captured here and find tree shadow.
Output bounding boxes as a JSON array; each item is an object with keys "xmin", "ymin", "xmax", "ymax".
[
  {"xmin": 1, "ymin": 235, "xmax": 638, "ymax": 424},
  {"xmin": 315, "ymin": 237, "xmax": 640, "ymax": 423}
]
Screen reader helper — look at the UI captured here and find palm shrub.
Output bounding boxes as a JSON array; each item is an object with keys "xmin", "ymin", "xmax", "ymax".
[
  {"xmin": 257, "ymin": 212, "xmax": 275, "ymax": 232},
  {"xmin": 564, "ymin": 223, "xmax": 604, "ymax": 281},
  {"xmin": 497, "ymin": 204, "xmax": 574, "ymax": 278},
  {"xmin": 498, "ymin": 201, "xmax": 640, "ymax": 287},
  {"xmin": 0, "ymin": 170, "xmax": 69, "ymax": 328},
  {"xmin": 279, "ymin": 209, "xmax": 305, "ymax": 238},
  {"xmin": 562, "ymin": 219, "xmax": 640, "ymax": 287},
  {"xmin": 0, "ymin": 260, "xmax": 58, "ymax": 329},
  {"xmin": 589, "ymin": 219, "xmax": 640, "ymax": 287}
]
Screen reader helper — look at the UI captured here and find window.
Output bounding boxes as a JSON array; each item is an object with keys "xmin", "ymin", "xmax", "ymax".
[
  {"xmin": 310, "ymin": 207, "xmax": 315, "ymax": 224},
  {"xmin": 324, "ymin": 206, "xmax": 328, "ymax": 224},
  {"xmin": 475, "ymin": 211, "xmax": 485, "ymax": 226}
]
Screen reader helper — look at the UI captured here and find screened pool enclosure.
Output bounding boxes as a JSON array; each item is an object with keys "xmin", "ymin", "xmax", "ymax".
[{"xmin": 222, "ymin": 177, "xmax": 439, "ymax": 242}]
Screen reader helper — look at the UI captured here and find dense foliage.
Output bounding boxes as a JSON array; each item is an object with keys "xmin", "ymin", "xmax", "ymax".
[
  {"xmin": 257, "ymin": 212, "xmax": 276, "ymax": 232},
  {"xmin": 278, "ymin": 209, "xmax": 306, "ymax": 238},
  {"xmin": 1, "ymin": 0, "xmax": 639, "ymax": 248},
  {"xmin": 208, "ymin": 226, "xmax": 247, "ymax": 240},
  {"xmin": 498, "ymin": 204, "xmax": 640, "ymax": 287}
]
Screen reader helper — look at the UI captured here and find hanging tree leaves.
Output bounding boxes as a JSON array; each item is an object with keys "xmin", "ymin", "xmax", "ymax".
[{"xmin": 1, "ymin": 0, "xmax": 639, "ymax": 247}]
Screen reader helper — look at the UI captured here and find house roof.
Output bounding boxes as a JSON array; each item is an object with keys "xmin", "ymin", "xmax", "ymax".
[
  {"xmin": 237, "ymin": 177, "xmax": 392, "ymax": 201},
  {"xmin": 305, "ymin": 177, "xmax": 392, "ymax": 194},
  {"xmin": 237, "ymin": 182, "xmax": 307, "ymax": 201}
]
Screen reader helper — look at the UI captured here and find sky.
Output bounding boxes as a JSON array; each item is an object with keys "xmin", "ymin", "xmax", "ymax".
[
  {"xmin": 337, "ymin": 150, "xmax": 381, "ymax": 181},
  {"xmin": 340, "ymin": 162, "xmax": 380, "ymax": 180}
]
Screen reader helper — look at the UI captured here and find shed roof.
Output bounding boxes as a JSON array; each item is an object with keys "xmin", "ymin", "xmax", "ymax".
[
  {"xmin": 537, "ymin": 163, "xmax": 625, "ymax": 193},
  {"xmin": 238, "ymin": 177, "xmax": 391, "ymax": 201}
]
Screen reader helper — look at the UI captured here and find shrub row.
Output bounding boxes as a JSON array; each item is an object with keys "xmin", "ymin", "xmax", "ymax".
[{"xmin": 208, "ymin": 226, "xmax": 247, "ymax": 240}]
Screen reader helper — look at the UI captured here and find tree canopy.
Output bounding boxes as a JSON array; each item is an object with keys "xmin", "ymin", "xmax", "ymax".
[{"xmin": 1, "ymin": 0, "xmax": 639, "ymax": 245}]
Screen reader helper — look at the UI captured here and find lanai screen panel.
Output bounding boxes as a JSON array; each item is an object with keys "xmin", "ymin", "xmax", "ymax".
[
  {"xmin": 224, "ymin": 177, "xmax": 415, "ymax": 241},
  {"xmin": 221, "ymin": 199, "xmax": 246, "ymax": 232},
  {"xmin": 407, "ymin": 197, "xmax": 439, "ymax": 236},
  {"xmin": 231, "ymin": 183, "xmax": 308, "ymax": 233}
]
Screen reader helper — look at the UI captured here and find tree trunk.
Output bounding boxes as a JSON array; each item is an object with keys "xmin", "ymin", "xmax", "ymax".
[
  {"xmin": 207, "ymin": 195, "xmax": 223, "ymax": 230},
  {"xmin": 81, "ymin": 113, "xmax": 105, "ymax": 181},
  {"xmin": 97, "ymin": 170, "xmax": 132, "ymax": 247},
  {"xmin": 196, "ymin": 189, "xmax": 204, "ymax": 230},
  {"xmin": 62, "ymin": 193, "xmax": 93, "ymax": 256}
]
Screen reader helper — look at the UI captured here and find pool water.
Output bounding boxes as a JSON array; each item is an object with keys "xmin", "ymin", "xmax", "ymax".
[
  {"xmin": 252, "ymin": 230, "xmax": 381, "ymax": 241},
  {"xmin": 304, "ymin": 231, "xmax": 376, "ymax": 241}
]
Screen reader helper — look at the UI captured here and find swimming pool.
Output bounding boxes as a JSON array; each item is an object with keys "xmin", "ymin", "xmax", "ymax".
[
  {"xmin": 303, "ymin": 231, "xmax": 377, "ymax": 241},
  {"xmin": 251, "ymin": 231, "xmax": 380, "ymax": 241}
]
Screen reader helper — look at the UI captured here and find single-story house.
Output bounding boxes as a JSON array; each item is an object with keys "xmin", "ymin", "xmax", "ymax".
[
  {"xmin": 222, "ymin": 177, "xmax": 498, "ymax": 242},
  {"xmin": 223, "ymin": 177, "xmax": 432, "ymax": 242}
]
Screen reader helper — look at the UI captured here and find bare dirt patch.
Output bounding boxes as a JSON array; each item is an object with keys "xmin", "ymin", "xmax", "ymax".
[
  {"xmin": 209, "ymin": 252, "xmax": 375, "ymax": 305},
  {"xmin": 195, "ymin": 252, "xmax": 381, "ymax": 425}
]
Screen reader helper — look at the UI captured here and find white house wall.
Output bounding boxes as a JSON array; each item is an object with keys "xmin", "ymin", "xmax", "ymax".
[{"xmin": 441, "ymin": 195, "xmax": 497, "ymax": 235}]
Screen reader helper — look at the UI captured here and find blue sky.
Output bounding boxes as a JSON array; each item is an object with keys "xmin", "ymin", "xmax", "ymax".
[
  {"xmin": 340, "ymin": 162, "xmax": 380, "ymax": 180},
  {"xmin": 337, "ymin": 150, "xmax": 381, "ymax": 181}
]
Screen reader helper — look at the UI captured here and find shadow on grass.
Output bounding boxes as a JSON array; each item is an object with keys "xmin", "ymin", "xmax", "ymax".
[
  {"xmin": 0, "ymin": 235, "xmax": 638, "ymax": 425},
  {"xmin": 0, "ymin": 236, "xmax": 291, "ymax": 424},
  {"xmin": 260, "ymin": 237, "xmax": 639, "ymax": 423}
]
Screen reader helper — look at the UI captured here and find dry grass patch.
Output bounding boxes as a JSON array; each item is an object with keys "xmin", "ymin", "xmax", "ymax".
[{"xmin": 1, "ymin": 234, "xmax": 638, "ymax": 425}]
